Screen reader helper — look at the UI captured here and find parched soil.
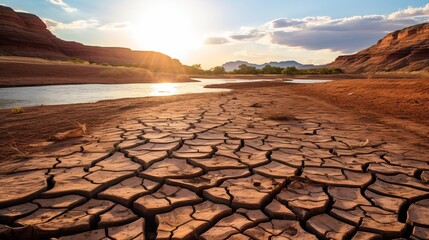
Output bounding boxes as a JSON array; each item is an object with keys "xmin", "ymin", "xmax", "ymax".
[
  {"xmin": 0, "ymin": 79, "xmax": 428, "ymax": 239},
  {"xmin": 0, "ymin": 92, "xmax": 223, "ymax": 161},
  {"xmin": 288, "ymin": 79, "xmax": 429, "ymax": 129}
]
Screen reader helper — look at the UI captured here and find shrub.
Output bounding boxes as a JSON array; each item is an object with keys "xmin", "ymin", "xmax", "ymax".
[
  {"xmin": 69, "ymin": 57, "xmax": 85, "ymax": 64},
  {"xmin": 11, "ymin": 106, "xmax": 24, "ymax": 114}
]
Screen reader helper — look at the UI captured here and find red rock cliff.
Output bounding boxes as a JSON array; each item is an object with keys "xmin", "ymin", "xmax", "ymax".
[
  {"xmin": 0, "ymin": 5, "xmax": 184, "ymax": 73},
  {"xmin": 330, "ymin": 22, "xmax": 429, "ymax": 73}
]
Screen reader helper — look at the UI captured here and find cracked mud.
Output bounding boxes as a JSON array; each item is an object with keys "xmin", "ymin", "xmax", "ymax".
[{"xmin": 0, "ymin": 88, "xmax": 428, "ymax": 240}]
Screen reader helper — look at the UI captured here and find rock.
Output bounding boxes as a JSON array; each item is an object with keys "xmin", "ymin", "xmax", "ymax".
[
  {"xmin": 330, "ymin": 23, "xmax": 429, "ymax": 73},
  {"xmin": 0, "ymin": 6, "xmax": 184, "ymax": 73}
]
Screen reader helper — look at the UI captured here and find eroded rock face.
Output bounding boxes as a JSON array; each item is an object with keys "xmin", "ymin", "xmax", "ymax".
[
  {"xmin": 0, "ymin": 5, "xmax": 184, "ymax": 73},
  {"xmin": 330, "ymin": 22, "xmax": 429, "ymax": 73},
  {"xmin": 0, "ymin": 87, "xmax": 428, "ymax": 239}
]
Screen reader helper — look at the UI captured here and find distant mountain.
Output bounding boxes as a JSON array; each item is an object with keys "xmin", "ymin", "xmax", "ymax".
[
  {"xmin": 330, "ymin": 22, "xmax": 429, "ymax": 73},
  {"xmin": 0, "ymin": 5, "xmax": 183, "ymax": 73},
  {"xmin": 222, "ymin": 60, "xmax": 319, "ymax": 72}
]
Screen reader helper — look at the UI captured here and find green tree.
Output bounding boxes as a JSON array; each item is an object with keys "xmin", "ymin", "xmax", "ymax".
[
  {"xmin": 233, "ymin": 64, "xmax": 259, "ymax": 74},
  {"xmin": 192, "ymin": 64, "xmax": 202, "ymax": 70},
  {"xmin": 282, "ymin": 66, "xmax": 299, "ymax": 76},
  {"xmin": 262, "ymin": 65, "xmax": 284, "ymax": 74},
  {"xmin": 211, "ymin": 66, "xmax": 226, "ymax": 75}
]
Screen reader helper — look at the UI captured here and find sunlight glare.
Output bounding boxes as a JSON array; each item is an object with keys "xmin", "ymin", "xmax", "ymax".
[
  {"xmin": 132, "ymin": 2, "xmax": 200, "ymax": 59},
  {"xmin": 150, "ymin": 83, "xmax": 178, "ymax": 96}
]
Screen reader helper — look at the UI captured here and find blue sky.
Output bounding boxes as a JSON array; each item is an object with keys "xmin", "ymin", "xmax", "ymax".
[{"xmin": 2, "ymin": 0, "xmax": 429, "ymax": 68}]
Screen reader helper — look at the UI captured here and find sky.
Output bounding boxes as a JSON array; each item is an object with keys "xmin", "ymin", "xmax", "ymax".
[{"xmin": 2, "ymin": 0, "xmax": 429, "ymax": 68}]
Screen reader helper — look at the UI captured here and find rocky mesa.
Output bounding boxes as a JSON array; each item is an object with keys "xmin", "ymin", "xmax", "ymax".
[
  {"xmin": 330, "ymin": 22, "xmax": 429, "ymax": 73},
  {"xmin": 0, "ymin": 5, "xmax": 183, "ymax": 73}
]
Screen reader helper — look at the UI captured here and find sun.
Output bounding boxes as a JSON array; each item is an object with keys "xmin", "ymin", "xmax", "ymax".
[{"xmin": 132, "ymin": 2, "xmax": 200, "ymax": 59}]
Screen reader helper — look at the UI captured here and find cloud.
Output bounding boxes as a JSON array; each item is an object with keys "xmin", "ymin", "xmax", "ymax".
[
  {"xmin": 216, "ymin": 3, "xmax": 429, "ymax": 54},
  {"xmin": 99, "ymin": 22, "xmax": 129, "ymax": 30},
  {"xmin": 204, "ymin": 37, "xmax": 229, "ymax": 45},
  {"xmin": 233, "ymin": 50, "xmax": 263, "ymax": 59},
  {"xmin": 388, "ymin": 3, "xmax": 429, "ymax": 20},
  {"xmin": 229, "ymin": 28, "xmax": 265, "ymax": 41},
  {"xmin": 271, "ymin": 17, "xmax": 331, "ymax": 29},
  {"xmin": 46, "ymin": 0, "xmax": 77, "ymax": 13},
  {"xmin": 43, "ymin": 18, "xmax": 99, "ymax": 29},
  {"xmin": 42, "ymin": 18, "xmax": 129, "ymax": 31},
  {"xmin": 15, "ymin": 9, "xmax": 29, "ymax": 13},
  {"xmin": 269, "ymin": 16, "xmax": 419, "ymax": 52}
]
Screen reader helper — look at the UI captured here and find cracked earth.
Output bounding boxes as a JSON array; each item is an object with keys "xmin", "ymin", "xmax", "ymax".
[{"xmin": 0, "ymin": 87, "xmax": 428, "ymax": 240}]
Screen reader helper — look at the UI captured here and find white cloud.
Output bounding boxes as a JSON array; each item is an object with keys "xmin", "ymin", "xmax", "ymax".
[
  {"xmin": 42, "ymin": 18, "xmax": 129, "ymax": 31},
  {"xmin": 43, "ymin": 18, "xmax": 99, "ymax": 29},
  {"xmin": 99, "ymin": 22, "xmax": 129, "ymax": 30},
  {"xmin": 388, "ymin": 3, "xmax": 429, "ymax": 20},
  {"xmin": 15, "ymin": 9, "xmax": 29, "ymax": 13},
  {"xmin": 46, "ymin": 0, "xmax": 77, "ymax": 13},
  {"xmin": 209, "ymin": 4, "xmax": 429, "ymax": 53}
]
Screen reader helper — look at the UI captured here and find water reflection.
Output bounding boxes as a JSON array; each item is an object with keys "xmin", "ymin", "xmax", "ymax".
[
  {"xmin": 287, "ymin": 79, "xmax": 331, "ymax": 84},
  {"xmin": 0, "ymin": 78, "xmax": 328, "ymax": 109},
  {"xmin": 150, "ymin": 83, "xmax": 178, "ymax": 96}
]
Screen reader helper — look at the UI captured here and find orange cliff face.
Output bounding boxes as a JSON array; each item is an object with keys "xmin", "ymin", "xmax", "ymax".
[
  {"xmin": 0, "ymin": 5, "xmax": 184, "ymax": 73},
  {"xmin": 330, "ymin": 22, "xmax": 429, "ymax": 73}
]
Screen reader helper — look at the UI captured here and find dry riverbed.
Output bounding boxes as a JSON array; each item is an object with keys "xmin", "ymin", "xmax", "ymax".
[{"xmin": 0, "ymin": 78, "xmax": 428, "ymax": 239}]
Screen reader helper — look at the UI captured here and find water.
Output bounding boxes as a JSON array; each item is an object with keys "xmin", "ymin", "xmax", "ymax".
[
  {"xmin": 0, "ymin": 78, "xmax": 331, "ymax": 109},
  {"xmin": 286, "ymin": 79, "xmax": 332, "ymax": 84},
  {"xmin": 0, "ymin": 78, "xmax": 269, "ymax": 109}
]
